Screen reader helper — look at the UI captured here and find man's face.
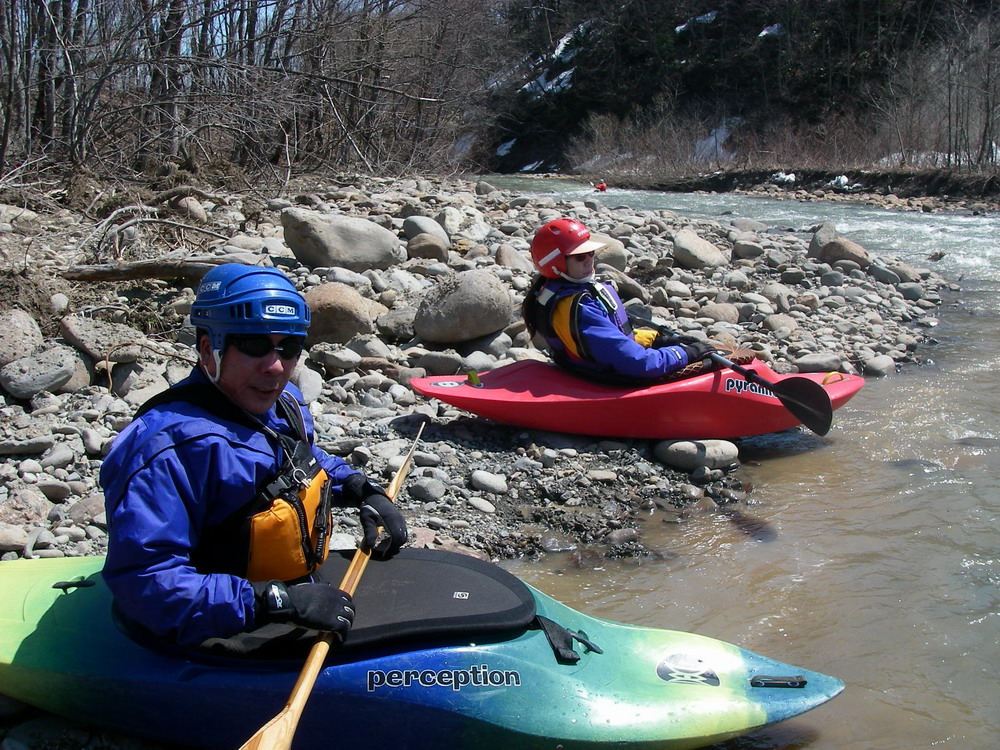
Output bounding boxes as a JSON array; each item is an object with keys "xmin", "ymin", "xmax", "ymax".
[{"xmin": 199, "ymin": 333, "xmax": 300, "ymax": 414}]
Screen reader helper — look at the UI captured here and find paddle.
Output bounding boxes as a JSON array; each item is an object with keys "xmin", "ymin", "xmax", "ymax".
[
  {"xmin": 239, "ymin": 422, "xmax": 425, "ymax": 750},
  {"xmin": 627, "ymin": 312, "xmax": 834, "ymax": 436}
]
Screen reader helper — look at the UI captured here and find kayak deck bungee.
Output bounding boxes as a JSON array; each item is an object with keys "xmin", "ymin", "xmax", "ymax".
[
  {"xmin": 410, "ymin": 359, "xmax": 864, "ymax": 439},
  {"xmin": 0, "ymin": 553, "xmax": 843, "ymax": 749}
]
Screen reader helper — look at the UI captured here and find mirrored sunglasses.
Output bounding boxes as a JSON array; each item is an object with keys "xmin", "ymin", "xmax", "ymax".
[{"xmin": 229, "ymin": 335, "xmax": 305, "ymax": 360}]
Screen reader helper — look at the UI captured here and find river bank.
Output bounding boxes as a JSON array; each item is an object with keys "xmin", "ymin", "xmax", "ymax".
[
  {"xmin": 612, "ymin": 166, "xmax": 1000, "ymax": 214},
  {"xmin": 0, "ymin": 172, "xmax": 957, "ymax": 568}
]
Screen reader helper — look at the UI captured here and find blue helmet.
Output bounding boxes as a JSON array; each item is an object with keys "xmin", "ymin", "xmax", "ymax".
[{"xmin": 190, "ymin": 264, "xmax": 310, "ymax": 352}]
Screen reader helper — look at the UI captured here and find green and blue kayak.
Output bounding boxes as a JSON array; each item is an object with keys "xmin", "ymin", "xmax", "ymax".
[{"xmin": 0, "ymin": 550, "xmax": 843, "ymax": 749}]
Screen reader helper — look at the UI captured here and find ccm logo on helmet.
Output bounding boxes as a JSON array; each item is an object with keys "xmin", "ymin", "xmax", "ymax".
[{"xmin": 264, "ymin": 303, "xmax": 297, "ymax": 316}]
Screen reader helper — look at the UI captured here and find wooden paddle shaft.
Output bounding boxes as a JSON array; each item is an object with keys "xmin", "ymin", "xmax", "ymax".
[{"xmin": 239, "ymin": 422, "xmax": 424, "ymax": 750}]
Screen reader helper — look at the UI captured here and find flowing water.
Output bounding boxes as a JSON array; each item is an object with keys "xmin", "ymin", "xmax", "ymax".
[{"xmin": 488, "ymin": 176, "xmax": 1000, "ymax": 749}]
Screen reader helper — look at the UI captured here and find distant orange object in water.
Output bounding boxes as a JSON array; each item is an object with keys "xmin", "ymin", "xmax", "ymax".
[{"xmin": 594, "ymin": 180, "xmax": 607, "ymax": 192}]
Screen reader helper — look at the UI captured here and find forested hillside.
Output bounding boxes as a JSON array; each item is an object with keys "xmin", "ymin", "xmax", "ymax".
[
  {"xmin": 494, "ymin": 0, "xmax": 1000, "ymax": 177},
  {"xmin": 0, "ymin": 0, "xmax": 997, "ymax": 189}
]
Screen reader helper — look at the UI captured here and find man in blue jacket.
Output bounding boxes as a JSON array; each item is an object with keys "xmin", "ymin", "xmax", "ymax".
[{"xmin": 101, "ymin": 263, "xmax": 407, "ymax": 648}]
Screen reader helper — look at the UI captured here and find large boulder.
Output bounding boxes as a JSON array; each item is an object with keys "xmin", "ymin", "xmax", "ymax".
[
  {"xmin": 0, "ymin": 344, "xmax": 78, "ymax": 399},
  {"xmin": 304, "ymin": 282, "xmax": 385, "ymax": 344},
  {"xmin": 59, "ymin": 316, "xmax": 145, "ymax": 363},
  {"xmin": 406, "ymin": 233, "xmax": 450, "ymax": 262},
  {"xmin": 807, "ymin": 222, "xmax": 839, "ymax": 258},
  {"xmin": 818, "ymin": 237, "xmax": 872, "ymax": 269},
  {"xmin": 281, "ymin": 208, "xmax": 404, "ymax": 271},
  {"xmin": 697, "ymin": 302, "xmax": 740, "ymax": 324},
  {"xmin": 671, "ymin": 228, "xmax": 727, "ymax": 269},
  {"xmin": 653, "ymin": 439, "xmax": 740, "ymax": 471},
  {"xmin": 593, "ymin": 234, "xmax": 628, "ymax": 271},
  {"xmin": 495, "ymin": 244, "xmax": 535, "ymax": 273},
  {"xmin": 0, "ymin": 204, "xmax": 39, "ymax": 231},
  {"xmin": 0, "ymin": 309, "xmax": 44, "ymax": 367},
  {"xmin": 413, "ymin": 270, "xmax": 513, "ymax": 344},
  {"xmin": 402, "ymin": 215, "xmax": 450, "ymax": 244}
]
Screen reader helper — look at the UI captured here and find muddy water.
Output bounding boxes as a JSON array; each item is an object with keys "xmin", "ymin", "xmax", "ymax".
[{"xmin": 495, "ymin": 178, "xmax": 999, "ymax": 749}]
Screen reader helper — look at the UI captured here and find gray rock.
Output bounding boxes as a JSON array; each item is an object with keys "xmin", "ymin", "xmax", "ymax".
[
  {"xmin": 375, "ymin": 307, "xmax": 417, "ymax": 340},
  {"xmin": 406, "ymin": 233, "xmax": 450, "ymax": 261},
  {"xmin": 864, "ymin": 354, "xmax": 896, "ymax": 377},
  {"xmin": 672, "ymin": 228, "xmax": 727, "ymax": 268},
  {"xmin": 40, "ymin": 443, "xmax": 75, "ymax": 470},
  {"xmin": 413, "ymin": 270, "xmax": 513, "ymax": 344},
  {"xmin": 699, "ymin": 303, "xmax": 740, "ymax": 324},
  {"xmin": 412, "ymin": 350, "xmax": 463, "ymax": 375},
  {"xmin": 0, "ymin": 488, "xmax": 55, "ymax": 526},
  {"xmin": 410, "ymin": 477, "xmax": 448, "ymax": 502},
  {"xmin": 291, "ymin": 363, "xmax": 324, "ymax": 402},
  {"xmin": 402, "ymin": 215, "xmax": 450, "ymax": 244},
  {"xmin": 470, "ymin": 469, "xmax": 508, "ymax": 494},
  {"xmin": 733, "ymin": 239, "xmax": 764, "ymax": 259},
  {"xmin": 0, "ymin": 309, "xmax": 44, "ymax": 367},
  {"xmin": 174, "ymin": 195, "xmax": 208, "ymax": 223},
  {"xmin": 281, "ymin": 208, "xmax": 405, "ymax": 271},
  {"xmin": 467, "ymin": 497, "xmax": 496, "ymax": 514},
  {"xmin": 792, "ymin": 352, "xmax": 843, "ymax": 372},
  {"xmin": 495, "ymin": 244, "xmax": 535, "ymax": 273},
  {"xmin": 304, "ymin": 282, "xmax": 383, "ymax": 344},
  {"xmin": 593, "ymin": 234, "xmax": 629, "ymax": 271},
  {"xmin": 868, "ymin": 265, "xmax": 901, "ymax": 285},
  {"xmin": 818, "ymin": 237, "xmax": 871, "ymax": 269},
  {"xmin": 0, "ymin": 522, "xmax": 29, "ymax": 552},
  {"xmin": 653, "ymin": 439, "xmax": 739, "ymax": 471},
  {"xmin": 764, "ymin": 313, "xmax": 798, "ymax": 333},
  {"xmin": 66, "ymin": 494, "xmax": 106, "ymax": 527},
  {"xmin": 808, "ymin": 222, "xmax": 838, "ymax": 258},
  {"xmin": 0, "ymin": 344, "xmax": 77, "ymax": 399},
  {"xmin": 59, "ymin": 316, "xmax": 145, "ymax": 363},
  {"xmin": 0, "ymin": 434, "xmax": 56, "ymax": 456}
]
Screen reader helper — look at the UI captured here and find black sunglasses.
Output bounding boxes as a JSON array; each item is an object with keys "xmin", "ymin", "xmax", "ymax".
[{"xmin": 228, "ymin": 335, "xmax": 305, "ymax": 360}]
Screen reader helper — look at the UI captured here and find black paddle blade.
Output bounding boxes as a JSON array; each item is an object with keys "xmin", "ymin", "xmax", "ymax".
[{"xmin": 765, "ymin": 376, "xmax": 834, "ymax": 436}]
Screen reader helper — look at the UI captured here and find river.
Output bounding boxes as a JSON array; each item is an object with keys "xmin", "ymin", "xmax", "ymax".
[{"xmin": 489, "ymin": 176, "xmax": 999, "ymax": 749}]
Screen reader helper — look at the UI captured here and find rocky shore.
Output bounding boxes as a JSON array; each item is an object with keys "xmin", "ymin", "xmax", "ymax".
[
  {"xmin": 0, "ymin": 171, "xmax": 962, "ymax": 745},
  {"xmin": 0, "ymin": 173, "xmax": 958, "ymax": 567}
]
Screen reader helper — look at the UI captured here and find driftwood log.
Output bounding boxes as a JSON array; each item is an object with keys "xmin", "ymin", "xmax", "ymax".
[{"xmin": 62, "ymin": 258, "xmax": 223, "ymax": 282}]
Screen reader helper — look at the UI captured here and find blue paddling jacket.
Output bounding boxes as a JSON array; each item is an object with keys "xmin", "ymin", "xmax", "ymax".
[
  {"xmin": 528, "ymin": 279, "xmax": 691, "ymax": 382},
  {"xmin": 100, "ymin": 368, "xmax": 359, "ymax": 646}
]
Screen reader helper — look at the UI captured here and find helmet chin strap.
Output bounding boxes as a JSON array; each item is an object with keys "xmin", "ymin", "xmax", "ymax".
[
  {"xmin": 558, "ymin": 270, "xmax": 596, "ymax": 284},
  {"xmin": 200, "ymin": 349, "xmax": 223, "ymax": 384}
]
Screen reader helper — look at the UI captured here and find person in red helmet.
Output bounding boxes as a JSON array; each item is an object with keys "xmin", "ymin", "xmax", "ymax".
[{"xmin": 521, "ymin": 218, "xmax": 716, "ymax": 384}]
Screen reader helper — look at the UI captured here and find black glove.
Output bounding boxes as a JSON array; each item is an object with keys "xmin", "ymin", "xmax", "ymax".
[
  {"xmin": 681, "ymin": 340, "xmax": 718, "ymax": 364},
  {"xmin": 655, "ymin": 332, "xmax": 701, "ymax": 349},
  {"xmin": 359, "ymin": 493, "xmax": 408, "ymax": 557},
  {"xmin": 342, "ymin": 473, "xmax": 408, "ymax": 557},
  {"xmin": 253, "ymin": 580, "xmax": 354, "ymax": 639}
]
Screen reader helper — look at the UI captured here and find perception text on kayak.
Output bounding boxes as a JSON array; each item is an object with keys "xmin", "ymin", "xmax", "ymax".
[{"xmin": 367, "ymin": 665, "xmax": 522, "ymax": 692}]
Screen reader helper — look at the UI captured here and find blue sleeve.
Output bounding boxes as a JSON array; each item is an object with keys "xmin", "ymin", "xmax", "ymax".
[
  {"xmin": 575, "ymin": 296, "xmax": 692, "ymax": 379},
  {"xmin": 102, "ymin": 435, "xmax": 259, "ymax": 647}
]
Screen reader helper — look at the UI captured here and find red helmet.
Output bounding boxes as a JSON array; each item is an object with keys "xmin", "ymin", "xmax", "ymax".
[{"xmin": 529, "ymin": 218, "xmax": 605, "ymax": 279}]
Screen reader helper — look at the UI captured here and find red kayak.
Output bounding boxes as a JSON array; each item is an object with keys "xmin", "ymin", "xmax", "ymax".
[{"xmin": 410, "ymin": 359, "xmax": 864, "ymax": 439}]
